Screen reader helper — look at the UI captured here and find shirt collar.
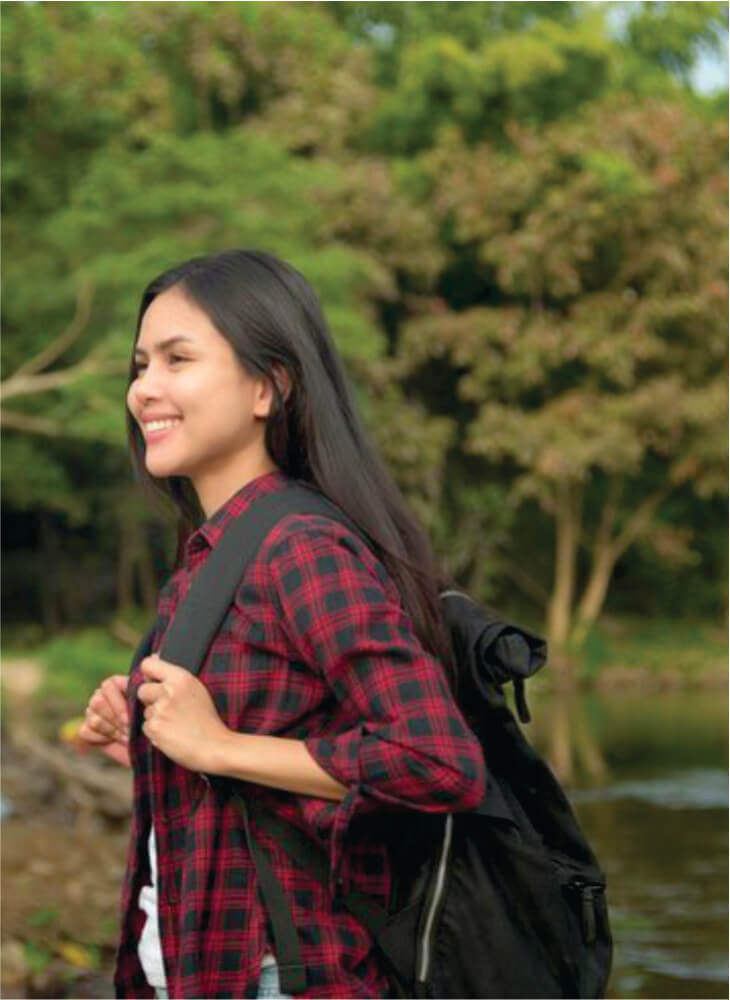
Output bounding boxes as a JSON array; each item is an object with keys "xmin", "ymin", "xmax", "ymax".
[{"xmin": 184, "ymin": 469, "xmax": 291, "ymax": 564}]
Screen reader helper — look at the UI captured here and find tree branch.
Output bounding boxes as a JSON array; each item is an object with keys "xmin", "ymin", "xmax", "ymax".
[
  {"xmin": 10, "ymin": 281, "xmax": 94, "ymax": 379},
  {"xmin": 592, "ymin": 474, "xmax": 622, "ymax": 559},
  {"xmin": 1, "ymin": 359, "xmax": 127, "ymax": 401},
  {"xmin": 497, "ymin": 554, "xmax": 550, "ymax": 607},
  {"xmin": 0, "ymin": 407, "xmax": 120, "ymax": 444},
  {"xmin": 0, "ymin": 409, "xmax": 65, "ymax": 437},
  {"xmin": 608, "ymin": 480, "xmax": 675, "ymax": 561}
]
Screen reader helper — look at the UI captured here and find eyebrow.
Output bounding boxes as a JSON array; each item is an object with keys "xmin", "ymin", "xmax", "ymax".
[{"xmin": 133, "ymin": 335, "xmax": 195, "ymax": 359}]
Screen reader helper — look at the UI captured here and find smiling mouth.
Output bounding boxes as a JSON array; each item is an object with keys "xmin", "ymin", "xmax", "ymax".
[{"xmin": 143, "ymin": 417, "xmax": 182, "ymax": 440}]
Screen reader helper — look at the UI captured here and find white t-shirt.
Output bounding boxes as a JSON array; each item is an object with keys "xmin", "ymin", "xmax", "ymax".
[
  {"xmin": 137, "ymin": 824, "xmax": 276, "ymax": 990},
  {"xmin": 138, "ymin": 826, "xmax": 167, "ymax": 989}
]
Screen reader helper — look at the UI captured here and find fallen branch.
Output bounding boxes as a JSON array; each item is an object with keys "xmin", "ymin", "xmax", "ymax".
[{"xmin": 11, "ymin": 727, "xmax": 132, "ymax": 819}]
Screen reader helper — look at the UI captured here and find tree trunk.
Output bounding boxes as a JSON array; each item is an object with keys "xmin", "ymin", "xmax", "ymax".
[
  {"xmin": 571, "ymin": 697, "xmax": 609, "ymax": 780},
  {"xmin": 570, "ymin": 544, "xmax": 616, "ymax": 648},
  {"xmin": 546, "ymin": 693, "xmax": 574, "ymax": 784},
  {"xmin": 546, "ymin": 481, "xmax": 582, "ymax": 683},
  {"xmin": 570, "ymin": 478, "xmax": 672, "ymax": 647}
]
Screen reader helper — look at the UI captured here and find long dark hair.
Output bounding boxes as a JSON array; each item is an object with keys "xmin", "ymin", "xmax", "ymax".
[{"xmin": 127, "ymin": 249, "xmax": 454, "ymax": 677}]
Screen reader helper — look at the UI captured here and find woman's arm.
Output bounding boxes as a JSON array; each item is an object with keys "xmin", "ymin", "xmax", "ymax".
[
  {"xmin": 137, "ymin": 655, "xmax": 346, "ymax": 798},
  {"xmin": 261, "ymin": 519, "xmax": 487, "ymax": 815},
  {"xmin": 136, "ymin": 518, "xmax": 486, "ymax": 816},
  {"xmin": 207, "ymin": 731, "xmax": 348, "ymax": 800}
]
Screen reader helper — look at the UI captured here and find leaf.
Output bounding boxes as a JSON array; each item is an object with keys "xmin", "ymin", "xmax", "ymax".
[
  {"xmin": 23, "ymin": 941, "xmax": 52, "ymax": 974},
  {"xmin": 56, "ymin": 940, "xmax": 98, "ymax": 970},
  {"xmin": 58, "ymin": 717, "xmax": 86, "ymax": 746},
  {"xmin": 27, "ymin": 907, "xmax": 61, "ymax": 928}
]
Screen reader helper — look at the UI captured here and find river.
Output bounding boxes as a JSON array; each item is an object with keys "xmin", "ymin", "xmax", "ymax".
[
  {"xmin": 529, "ymin": 689, "xmax": 728, "ymax": 1000},
  {"xmin": 2, "ymin": 687, "xmax": 727, "ymax": 998}
]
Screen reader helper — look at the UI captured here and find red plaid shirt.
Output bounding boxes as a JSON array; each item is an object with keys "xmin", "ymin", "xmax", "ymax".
[{"xmin": 114, "ymin": 470, "xmax": 486, "ymax": 999}]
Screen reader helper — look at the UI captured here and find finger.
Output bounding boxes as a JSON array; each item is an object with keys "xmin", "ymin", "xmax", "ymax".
[
  {"xmin": 139, "ymin": 655, "xmax": 167, "ymax": 681},
  {"xmin": 95, "ymin": 686, "xmax": 129, "ymax": 742},
  {"xmin": 100, "ymin": 676, "xmax": 130, "ymax": 726},
  {"xmin": 89, "ymin": 686, "xmax": 118, "ymax": 723},
  {"xmin": 109, "ymin": 674, "xmax": 129, "ymax": 694},
  {"xmin": 101, "ymin": 741, "xmax": 132, "ymax": 768},
  {"xmin": 140, "ymin": 655, "xmax": 185, "ymax": 681},
  {"xmin": 84, "ymin": 706, "xmax": 117, "ymax": 740},
  {"xmin": 142, "ymin": 720, "xmax": 159, "ymax": 748},
  {"xmin": 78, "ymin": 718, "xmax": 112, "ymax": 745},
  {"xmin": 137, "ymin": 680, "xmax": 165, "ymax": 705}
]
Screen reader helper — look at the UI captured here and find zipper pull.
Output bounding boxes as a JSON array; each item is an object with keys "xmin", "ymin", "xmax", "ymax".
[
  {"xmin": 581, "ymin": 886, "xmax": 597, "ymax": 945},
  {"xmin": 514, "ymin": 678, "xmax": 531, "ymax": 723}
]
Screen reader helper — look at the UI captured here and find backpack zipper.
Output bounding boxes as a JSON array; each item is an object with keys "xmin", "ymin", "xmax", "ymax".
[
  {"xmin": 417, "ymin": 814, "xmax": 454, "ymax": 985},
  {"xmin": 565, "ymin": 876, "xmax": 605, "ymax": 945}
]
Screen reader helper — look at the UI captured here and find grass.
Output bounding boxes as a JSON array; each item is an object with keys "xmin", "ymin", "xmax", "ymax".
[
  {"xmin": 2, "ymin": 627, "xmax": 135, "ymax": 730},
  {"xmin": 572, "ymin": 616, "xmax": 727, "ymax": 686}
]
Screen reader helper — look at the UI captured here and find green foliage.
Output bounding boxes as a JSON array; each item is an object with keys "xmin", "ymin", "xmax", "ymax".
[
  {"xmin": 23, "ymin": 941, "xmax": 53, "ymax": 975},
  {"xmin": 366, "ymin": 15, "xmax": 613, "ymax": 153},
  {"xmin": 2, "ymin": 0, "xmax": 726, "ymax": 640},
  {"xmin": 28, "ymin": 908, "xmax": 62, "ymax": 930},
  {"xmin": 622, "ymin": 1, "xmax": 728, "ymax": 79},
  {"xmin": 1, "ymin": 437, "xmax": 88, "ymax": 521},
  {"xmin": 31, "ymin": 629, "xmax": 133, "ymax": 708},
  {"xmin": 575, "ymin": 617, "xmax": 727, "ymax": 683}
]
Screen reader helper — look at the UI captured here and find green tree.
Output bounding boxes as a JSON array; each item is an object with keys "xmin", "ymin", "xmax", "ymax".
[
  {"xmin": 2, "ymin": 1, "xmax": 726, "ymax": 641},
  {"xmin": 395, "ymin": 98, "xmax": 727, "ymax": 669}
]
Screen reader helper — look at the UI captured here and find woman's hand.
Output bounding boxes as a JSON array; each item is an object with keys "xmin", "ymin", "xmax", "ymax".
[
  {"xmin": 137, "ymin": 654, "xmax": 230, "ymax": 773},
  {"xmin": 77, "ymin": 675, "xmax": 132, "ymax": 768}
]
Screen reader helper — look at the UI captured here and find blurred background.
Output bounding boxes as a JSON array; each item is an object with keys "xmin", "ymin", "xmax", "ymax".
[{"xmin": 1, "ymin": 2, "xmax": 727, "ymax": 997}]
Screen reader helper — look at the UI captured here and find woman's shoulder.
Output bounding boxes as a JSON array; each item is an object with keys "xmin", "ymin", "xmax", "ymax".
[
  {"xmin": 259, "ymin": 509, "xmax": 395, "ymax": 595},
  {"xmin": 261, "ymin": 508, "xmax": 380, "ymax": 565}
]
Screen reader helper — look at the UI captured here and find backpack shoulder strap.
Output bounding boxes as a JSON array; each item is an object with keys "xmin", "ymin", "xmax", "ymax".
[
  {"xmin": 159, "ymin": 480, "xmax": 366, "ymax": 674},
  {"xmin": 153, "ymin": 480, "xmax": 368, "ymax": 996}
]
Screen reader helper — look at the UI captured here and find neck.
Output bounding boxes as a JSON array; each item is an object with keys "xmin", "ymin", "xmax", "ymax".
[{"xmin": 193, "ymin": 449, "xmax": 279, "ymax": 518}]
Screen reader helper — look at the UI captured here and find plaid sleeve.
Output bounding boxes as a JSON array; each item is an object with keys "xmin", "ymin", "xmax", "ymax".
[{"xmin": 264, "ymin": 518, "xmax": 486, "ymax": 885}]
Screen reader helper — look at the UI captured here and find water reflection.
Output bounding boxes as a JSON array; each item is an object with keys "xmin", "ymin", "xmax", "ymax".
[
  {"xmin": 527, "ymin": 691, "xmax": 728, "ymax": 1000},
  {"xmin": 570, "ymin": 770, "xmax": 728, "ymax": 810}
]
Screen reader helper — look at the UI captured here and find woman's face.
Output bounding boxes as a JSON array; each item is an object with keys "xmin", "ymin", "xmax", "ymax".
[{"xmin": 127, "ymin": 286, "xmax": 275, "ymax": 511}]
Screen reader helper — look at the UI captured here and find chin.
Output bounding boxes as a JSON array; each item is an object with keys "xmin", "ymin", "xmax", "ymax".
[{"xmin": 144, "ymin": 453, "xmax": 190, "ymax": 480}]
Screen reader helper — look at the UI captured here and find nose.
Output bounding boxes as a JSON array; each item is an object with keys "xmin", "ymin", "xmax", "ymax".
[{"xmin": 128, "ymin": 362, "xmax": 165, "ymax": 411}]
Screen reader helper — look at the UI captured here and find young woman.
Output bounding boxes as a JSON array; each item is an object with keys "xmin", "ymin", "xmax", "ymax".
[{"xmin": 79, "ymin": 249, "xmax": 486, "ymax": 1000}]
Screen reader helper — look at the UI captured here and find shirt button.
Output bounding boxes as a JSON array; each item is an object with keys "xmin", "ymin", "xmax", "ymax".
[{"xmin": 200, "ymin": 773, "xmax": 211, "ymax": 786}]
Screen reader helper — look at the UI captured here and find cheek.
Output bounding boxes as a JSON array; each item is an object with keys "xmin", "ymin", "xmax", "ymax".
[
  {"xmin": 204, "ymin": 374, "xmax": 258, "ymax": 424},
  {"xmin": 126, "ymin": 383, "xmax": 139, "ymax": 418}
]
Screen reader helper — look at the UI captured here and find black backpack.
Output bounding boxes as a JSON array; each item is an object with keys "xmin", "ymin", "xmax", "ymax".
[{"xmin": 145, "ymin": 482, "xmax": 612, "ymax": 999}]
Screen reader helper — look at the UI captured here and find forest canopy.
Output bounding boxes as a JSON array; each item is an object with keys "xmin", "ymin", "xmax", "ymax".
[{"xmin": 2, "ymin": 1, "xmax": 727, "ymax": 655}]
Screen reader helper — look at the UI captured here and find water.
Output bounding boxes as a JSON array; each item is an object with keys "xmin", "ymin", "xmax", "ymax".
[
  {"xmin": 569, "ymin": 769, "xmax": 728, "ymax": 810},
  {"xmin": 529, "ymin": 691, "xmax": 728, "ymax": 1000}
]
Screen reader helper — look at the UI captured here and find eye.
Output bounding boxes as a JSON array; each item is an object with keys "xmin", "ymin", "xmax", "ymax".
[{"xmin": 132, "ymin": 353, "xmax": 190, "ymax": 377}]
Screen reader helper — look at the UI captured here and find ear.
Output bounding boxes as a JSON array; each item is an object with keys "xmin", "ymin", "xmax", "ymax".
[
  {"xmin": 253, "ymin": 364, "xmax": 291, "ymax": 419},
  {"xmin": 271, "ymin": 363, "xmax": 292, "ymax": 403}
]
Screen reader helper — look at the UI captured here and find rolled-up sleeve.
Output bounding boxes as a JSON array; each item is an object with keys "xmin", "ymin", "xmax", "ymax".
[{"xmin": 264, "ymin": 518, "xmax": 486, "ymax": 884}]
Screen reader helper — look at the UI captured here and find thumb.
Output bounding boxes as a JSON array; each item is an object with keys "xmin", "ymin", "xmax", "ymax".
[
  {"xmin": 102, "ymin": 741, "xmax": 132, "ymax": 768},
  {"xmin": 139, "ymin": 654, "xmax": 166, "ymax": 680}
]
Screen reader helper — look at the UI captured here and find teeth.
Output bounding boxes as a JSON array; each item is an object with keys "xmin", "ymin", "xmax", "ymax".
[{"xmin": 145, "ymin": 419, "xmax": 181, "ymax": 432}]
